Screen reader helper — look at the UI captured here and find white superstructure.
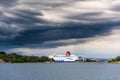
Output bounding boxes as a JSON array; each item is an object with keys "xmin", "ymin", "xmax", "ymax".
[{"xmin": 49, "ymin": 51, "xmax": 78, "ymax": 62}]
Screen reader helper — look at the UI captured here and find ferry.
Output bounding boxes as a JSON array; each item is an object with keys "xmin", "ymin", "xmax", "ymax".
[{"xmin": 49, "ymin": 51, "xmax": 78, "ymax": 62}]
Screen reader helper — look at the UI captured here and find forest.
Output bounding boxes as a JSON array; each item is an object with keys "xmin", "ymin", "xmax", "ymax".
[{"xmin": 0, "ymin": 52, "xmax": 54, "ymax": 63}]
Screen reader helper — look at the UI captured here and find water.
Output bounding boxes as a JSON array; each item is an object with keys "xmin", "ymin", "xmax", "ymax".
[{"xmin": 0, "ymin": 63, "xmax": 120, "ymax": 80}]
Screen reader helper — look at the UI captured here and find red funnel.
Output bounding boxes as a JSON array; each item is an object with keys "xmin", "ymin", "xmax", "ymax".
[{"xmin": 66, "ymin": 51, "xmax": 71, "ymax": 57}]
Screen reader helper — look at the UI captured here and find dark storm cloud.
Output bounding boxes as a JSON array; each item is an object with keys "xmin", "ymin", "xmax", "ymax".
[
  {"xmin": 0, "ymin": 11, "xmax": 3, "ymax": 15},
  {"xmin": 0, "ymin": 8, "xmax": 45, "ymax": 40},
  {"xmin": 66, "ymin": 11, "xmax": 118, "ymax": 23},
  {"xmin": 0, "ymin": 0, "xmax": 18, "ymax": 7},
  {"xmin": 3, "ymin": 9, "xmax": 44, "ymax": 25},
  {"xmin": 0, "ymin": 0, "xmax": 120, "ymax": 49},
  {"xmin": 0, "ymin": 0, "xmax": 20, "ymax": 40},
  {"xmin": 27, "ymin": 2, "xmax": 67, "ymax": 8},
  {"xmin": 111, "ymin": 5, "xmax": 120, "ymax": 11},
  {"xmin": 1, "ymin": 21, "xmax": 119, "ymax": 48},
  {"xmin": 66, "ymin": 12, "xmax": 103, "ymax": 22},
  {"xmin": 0, "ymin": 11, "xmax": 3, "ymax": 20}
]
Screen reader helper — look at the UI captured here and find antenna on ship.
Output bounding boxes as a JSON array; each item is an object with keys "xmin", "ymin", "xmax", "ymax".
[{"xmin": 53, "ymin": 53, "xmax": 56, "ymax": 57}]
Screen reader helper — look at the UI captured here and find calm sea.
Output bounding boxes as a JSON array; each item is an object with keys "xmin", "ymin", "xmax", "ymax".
[{"xmin": 0, "ymin": 63, "xmax": 120, "ymax": 80}]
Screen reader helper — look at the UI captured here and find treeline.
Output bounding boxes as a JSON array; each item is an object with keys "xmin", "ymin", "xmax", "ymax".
[
  {"xmin": 108, "ymin": 56, "xmax": 120, "ymax": 63},
  {"xmin": 0, "ymin": 52, "xmax": 54, "ymax": 63}
]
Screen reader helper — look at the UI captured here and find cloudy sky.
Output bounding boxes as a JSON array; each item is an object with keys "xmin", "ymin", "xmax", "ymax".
[{"xmin": 0, "ymin": 0, "xmax": 120, "ymax": 58}]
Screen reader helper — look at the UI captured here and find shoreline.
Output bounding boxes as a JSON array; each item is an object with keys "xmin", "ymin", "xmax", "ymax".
[
  {"xmin": 107, "ymin": 62, "xmax": 120, "ymax": 64},
  {"xmin": 0, "ymin": 62, "xmax": 111, "ymax": 64}
]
